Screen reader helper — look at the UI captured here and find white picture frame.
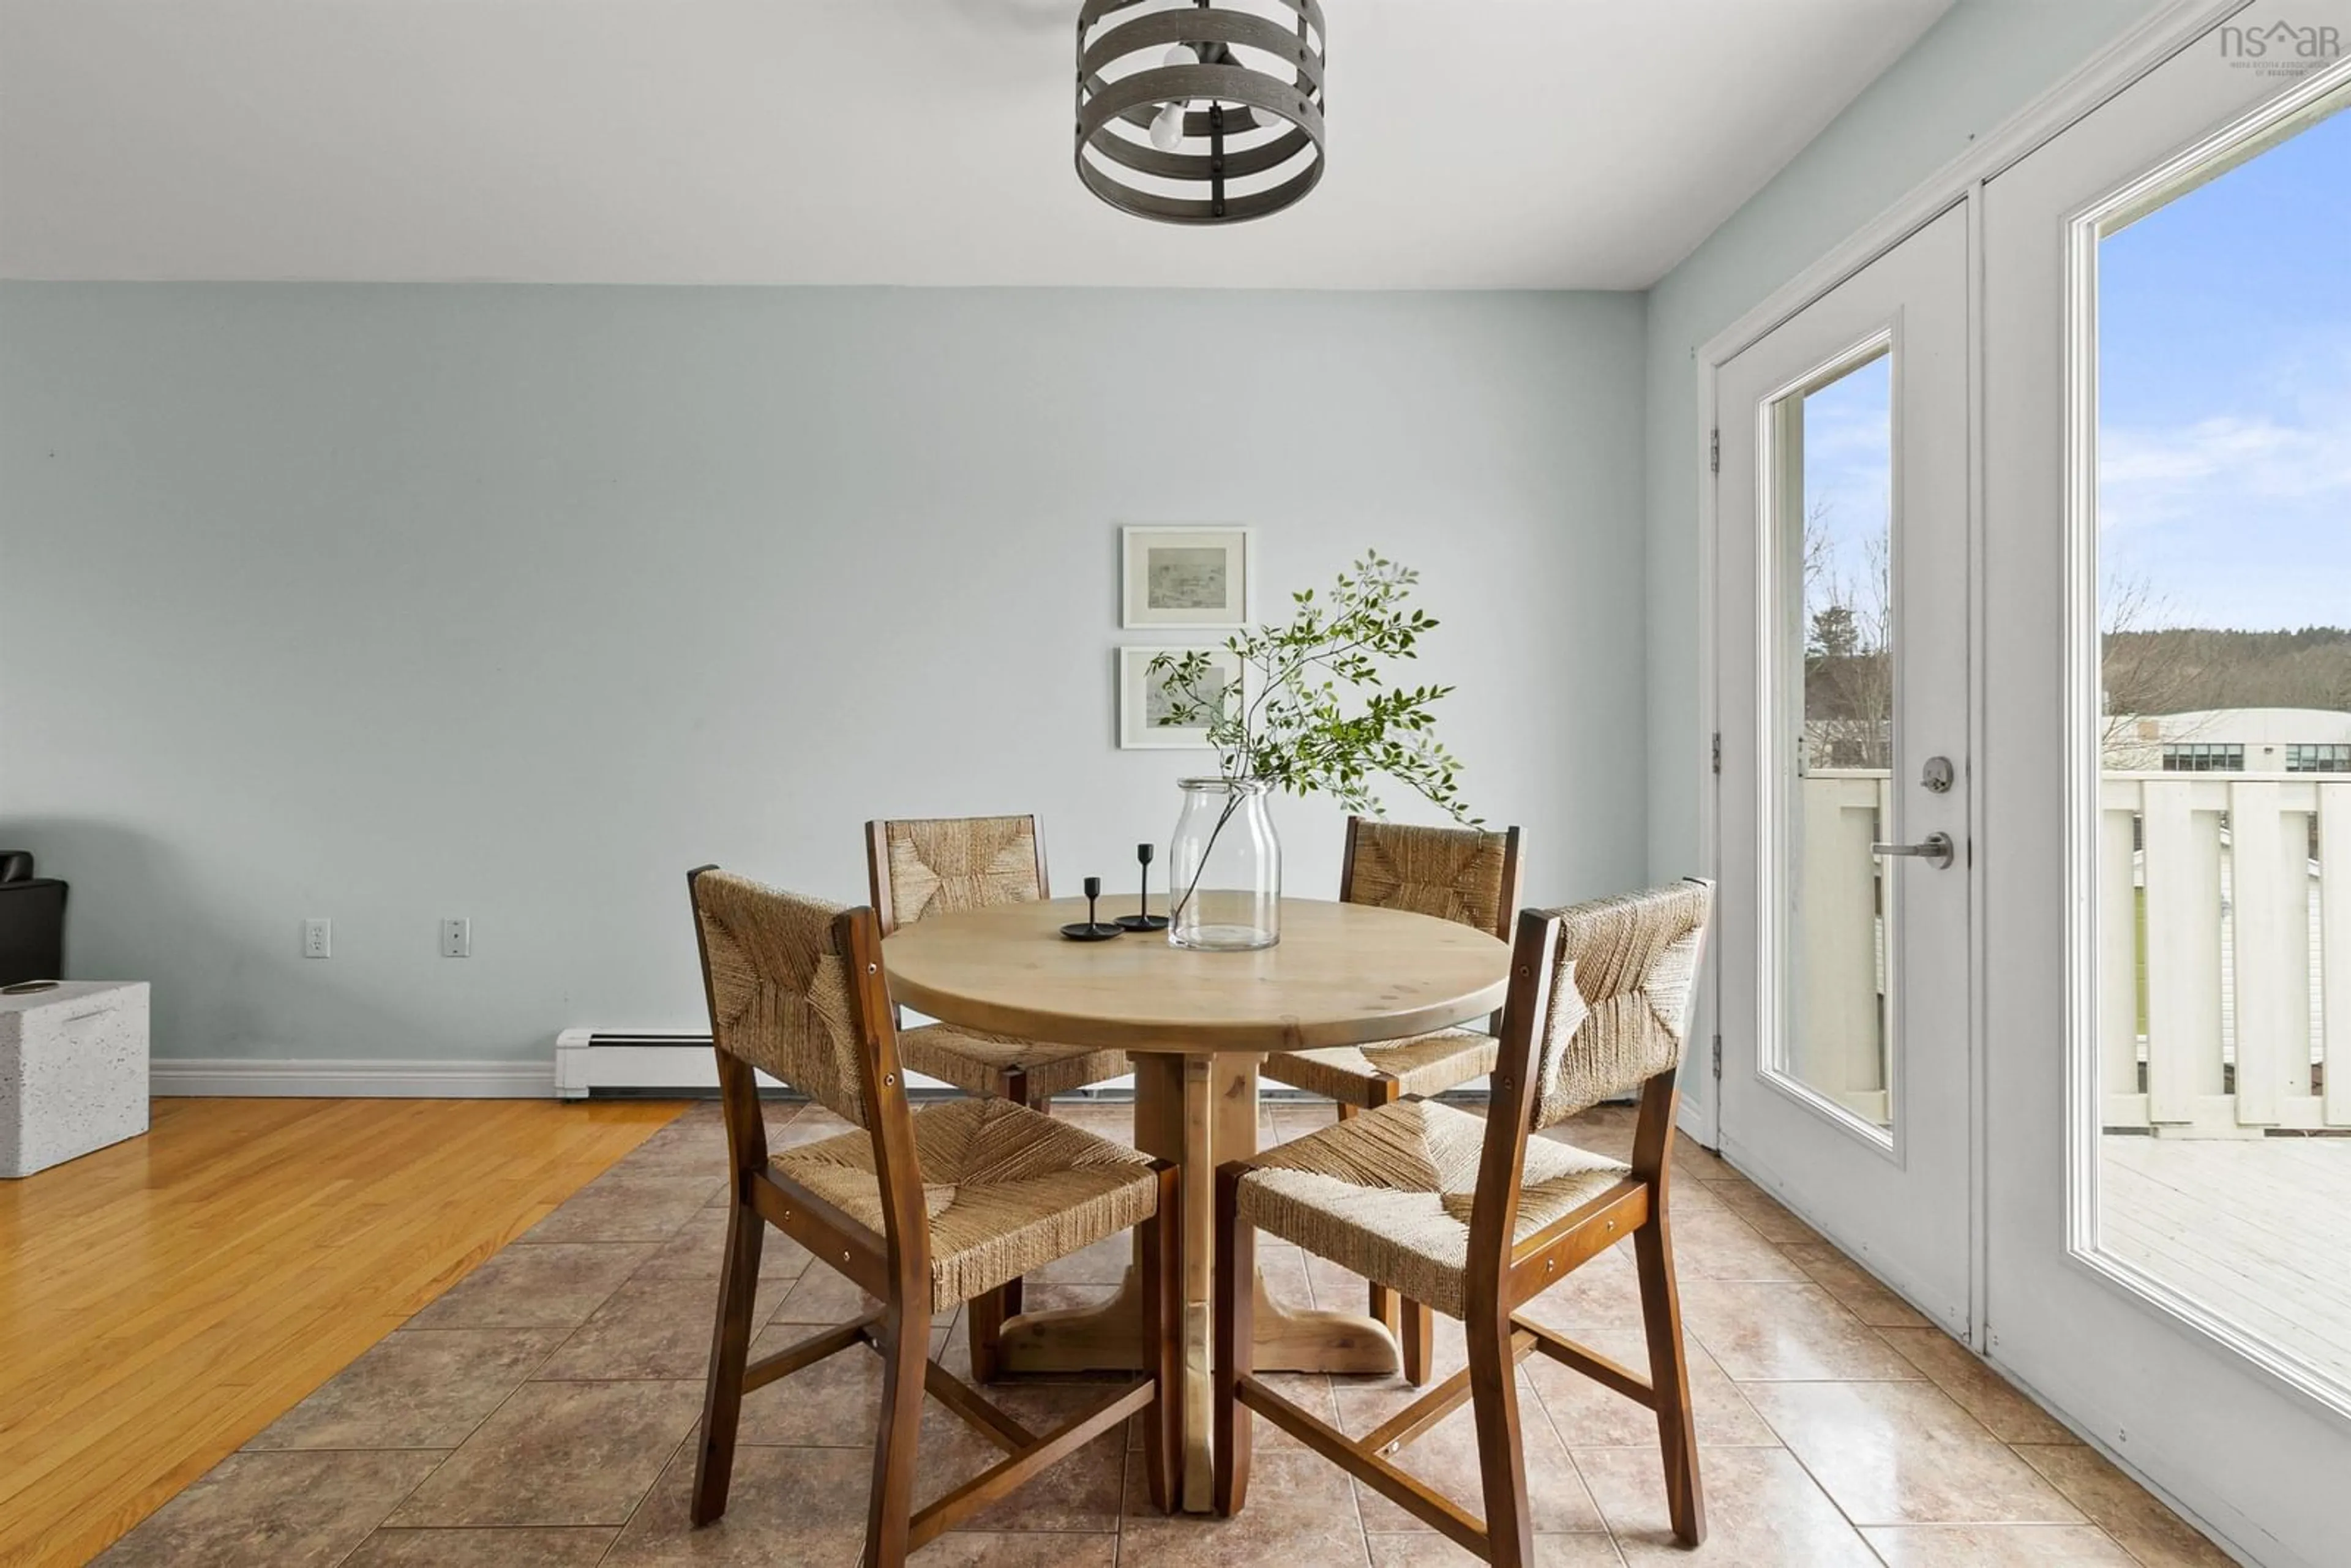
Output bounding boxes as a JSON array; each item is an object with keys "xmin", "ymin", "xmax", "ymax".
[
  {"xmin": 1121, "ymin": 526, "xmax": 1253, "ymax": 629},
  {"xmin": 1119, "ymin": 645, "xmax": 1242, "ymax": 751}
]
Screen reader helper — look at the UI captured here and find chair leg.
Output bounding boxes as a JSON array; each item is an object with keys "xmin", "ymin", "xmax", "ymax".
[
  {"xmin": 864, "ymin": 1300, "xmax": 932, "ymax": 1568},
  {"xmin": 1348, "ymin": 1096, "xmax": 1406, "ymax": 1337},
  {"xmin": 1360, "ymin": 1087, "xmax": 1431, "ymax": 1384},
  {"xmin": 1139, "ymin": 1165, "xmax": 1182, "ymax": 1514},
  {"xmin": 967, "ymin": 1285, "xmax": 1006, "ymax": 1385},
  {"xmin": 1007, "ymin": 1084, "xmax": 1037, "ymax": 1327},
  {"xmin": 690, "ymin": 1183, "xmax": 765, "ymax": 1526},
  {"xmin": 1369, "ymin": 1277, "xmax": 1401, "ymax": 1341},
  {"xmin": 1635, "ymin": 1206, "xmax": 1706, "ymax": 1548},
  {"xmin": 1465, "ymin": 1308, "xmax": 1533, "ymax": 1568},
  {"xmin": 1400, "ymin": 1298, "xmax": 1434, "ymax": 1387},
  {"xmin": 962, "ymin": 1073, "xmax": 1038, "ymax": 1383},
  {"xmin": 1213, "ymin": 1162, "xmax": 1255, "ymax": 1518}
]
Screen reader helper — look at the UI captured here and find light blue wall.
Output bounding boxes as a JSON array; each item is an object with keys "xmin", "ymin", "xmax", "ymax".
[
  {"xmin": 0, "ymin": 1, "xmax": 2183, "ymax": 1073},
  {"xmin": 0, "ymin": 283, "xmax": 1646, "ymax": 1065},
  {"xmin": 1643, "ymin": 0, "xmax": 2169, "ymax": 887}
]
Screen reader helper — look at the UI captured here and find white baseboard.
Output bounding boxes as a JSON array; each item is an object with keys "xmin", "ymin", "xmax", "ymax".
[
  {"xmin": 1678, "ymin": 1093, "xmax": 1717, "ymax": 1151},
  {"xmin": 550, "ymin": 1028, "xmax": 1071, "ymax": 1099},
  {"xmin": 150, "ymin": 1058, "xmax": 557, "ymax": 1098}
]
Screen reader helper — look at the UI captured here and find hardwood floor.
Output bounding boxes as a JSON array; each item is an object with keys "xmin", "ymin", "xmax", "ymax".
[{"xmin": 0, "ymin": 1096, "xmax": 684, "ymax": 1568}]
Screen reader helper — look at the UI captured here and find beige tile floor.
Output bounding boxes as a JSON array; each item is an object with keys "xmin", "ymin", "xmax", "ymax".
[{"xmin": 94, "ymin": 1100, "xmax": 2233, "ymax": 1568}]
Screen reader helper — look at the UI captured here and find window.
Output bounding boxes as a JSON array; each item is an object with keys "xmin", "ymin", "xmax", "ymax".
[
  {"xmin": 1784, "ymin": 345, "xmax": 1899, "ymax": 1136},
  {"xmin": 2159, "ymin": 743, "xmax": 2243, "ymax": 771},
  {"xmin": 2287, "ymin": 743, "xmax": 2350, "ymax": 773}
]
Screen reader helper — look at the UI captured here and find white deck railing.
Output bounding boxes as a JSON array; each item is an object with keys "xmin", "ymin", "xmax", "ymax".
[
  {"xmin": 1794, "ymin": 771, "xmax": 2348, "ymax": 1138},
  {"xmin": 1794, "ymin": 772, "xmax": 1895, "ymax": 1126},
  {"xmin": 2098, "ymin": 772, "xmax": 2346, "ymax": 1136}
]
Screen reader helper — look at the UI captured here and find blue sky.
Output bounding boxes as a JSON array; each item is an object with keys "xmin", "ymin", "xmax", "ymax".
[
  {"xmin": 2099, "ymin": 94, "xmax": 2351, "ymax": 631},
  {"xmin": 1801, "ymin": 92, "xmax": 2349, "ymax": 639},
  {"xmin": 1802, "ymin": 353, "xmax": 1892, "ymax": 650}
]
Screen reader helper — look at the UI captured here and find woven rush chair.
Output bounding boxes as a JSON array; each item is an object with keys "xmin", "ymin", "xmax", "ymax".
[
  {"xmin": 1215, "ymin": 880, "xmax": 1715, "ymax": 1565},
  {"xmin": 864, "ymin": 816, "xmax": 1128, "ymax": 1108},
  {"xmin": 866, "ymin": 814, "xmax": 1133, "ymax": 1378},
  {"xmin": 687, "ymin": 868, "xmax": 1180, "ymax": 1565},
  {"xmin": 1260, "ymin": 816, "xmax": 1523, "ymax": 1383}
]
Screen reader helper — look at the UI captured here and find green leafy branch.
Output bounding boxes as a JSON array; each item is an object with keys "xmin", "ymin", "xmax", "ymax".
[{"xmin": 1147, "ymin": 552, "xmax": 1481, "ymax": 825}]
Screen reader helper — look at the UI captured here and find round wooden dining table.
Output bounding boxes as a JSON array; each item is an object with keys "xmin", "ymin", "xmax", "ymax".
[{"xmin": 883, "ymin": 895, "xmax": 1512, "ymax": 1510}]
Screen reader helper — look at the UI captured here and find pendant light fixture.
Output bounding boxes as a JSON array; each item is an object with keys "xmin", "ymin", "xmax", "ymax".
[{"xmin": 1075, "ymin": 0, "xmax": 1326, "ymax": 224}]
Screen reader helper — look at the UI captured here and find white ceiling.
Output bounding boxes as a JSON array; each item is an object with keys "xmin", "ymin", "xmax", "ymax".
[{"xmin": 0, "ymin": 0, "xmax": 1952, "ymax": 290}]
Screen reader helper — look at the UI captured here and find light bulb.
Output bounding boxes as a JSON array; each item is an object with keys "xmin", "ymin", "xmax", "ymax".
[{"xmin": 1151, "ymin": 42, "xmax": 1197, "ymax": 152}]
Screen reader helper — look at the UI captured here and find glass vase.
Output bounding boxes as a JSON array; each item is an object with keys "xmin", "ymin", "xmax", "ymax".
[{"xmin": 1167, "ymin": 776, "xmax": 1281, "ymax": 951}]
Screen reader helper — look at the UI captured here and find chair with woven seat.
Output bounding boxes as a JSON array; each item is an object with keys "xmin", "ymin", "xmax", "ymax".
[
  {"xmin": 866, "ymin": 816, "xmax": 1131, "ymax": 1106},
  {"xmin": 687, "ymin": 867, "xmax": 1180, "ymax": 1565},
  {"xmin": 865, "ymin": 814, "xmax": 1134, "ymax": 1378},
  {"xmin": 1216, "ymin": 880, "xmax": 1715, "ymax": 1565},
  {"xmin": 1260, "ymin": 815, "xmax": 1523, "ymax": 1382}
]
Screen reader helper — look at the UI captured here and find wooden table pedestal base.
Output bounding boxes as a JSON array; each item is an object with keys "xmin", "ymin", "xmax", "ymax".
[
  {"xmin": 995, "ymin": 1053, "xmax": 1398, "ymax": 1511},
  {"xmin": 997, "ymin": 1271, "xmax": 1398, "ymax": 1377}
]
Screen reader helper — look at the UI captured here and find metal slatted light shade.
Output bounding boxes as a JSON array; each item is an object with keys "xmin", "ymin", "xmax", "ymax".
[{"xmin": 1076, "ymin": 0, "xmax": 1326, "ymax": 224}]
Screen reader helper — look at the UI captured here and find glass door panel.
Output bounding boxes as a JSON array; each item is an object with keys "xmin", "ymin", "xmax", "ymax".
[
  {"xmin": 1785, "ymin": 348, "xmax": 1898, "ymax": 1133},
  {"xmin": 2088, "ymin": 82, "xmax": 2351, "ymax": 1403}
]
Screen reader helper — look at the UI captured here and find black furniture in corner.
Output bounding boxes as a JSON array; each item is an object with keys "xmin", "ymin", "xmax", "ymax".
[{"xmin": 0, "ymin": 851, "xmax": 66, "ymax": 985}]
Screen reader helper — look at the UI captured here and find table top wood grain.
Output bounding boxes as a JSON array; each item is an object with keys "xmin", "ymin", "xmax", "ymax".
[{"xmin": 882, "ymin": 895, "xmax": 1511, "ymax": 1053}]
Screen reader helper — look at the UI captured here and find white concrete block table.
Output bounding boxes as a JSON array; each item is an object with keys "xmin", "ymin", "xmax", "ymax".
[{"xmin": 1, "ymin": 980, "xmax": 150, "ymax": 1178}]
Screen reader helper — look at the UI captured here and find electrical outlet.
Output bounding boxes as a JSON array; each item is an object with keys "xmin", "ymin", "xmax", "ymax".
[
  {"xmin": 302, "ymin": 918, "xmax": 332, "ymax": 959},
  {"xmin": 440, "ymin": 918, "xmax": 471, "ymax": 958}
]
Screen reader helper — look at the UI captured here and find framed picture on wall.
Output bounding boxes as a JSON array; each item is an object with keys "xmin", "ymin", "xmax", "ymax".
[
  {"xmin": 1121, "ymin": 526, "xmax": 1252, "ymax": 628},
  {"xmin": 1118, "ymin": 646, "xmax": 1242, "ymax": 750}
]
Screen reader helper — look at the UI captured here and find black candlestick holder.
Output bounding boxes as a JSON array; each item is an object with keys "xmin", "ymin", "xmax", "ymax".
[
  {"xmin": 1060, "ymin": 875, "xmax": 1125, "ymax": 941},
  {"xmin": 1116, "ymin": 841, "xmax": 1171, "ymax": 931}
]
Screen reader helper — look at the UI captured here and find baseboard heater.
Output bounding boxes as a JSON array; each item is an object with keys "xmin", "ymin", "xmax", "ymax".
[
  {"xmin": 553, "ymin": 1030, "xmax": 1120, "ymax": 1100},
  {"xmin": 555, "ymin": 1031, "xmax": 737, "ymax": 1098},
  {"xmin": 552, "ymin": 1029, "xmax": 1415, "ymax": 1103}
]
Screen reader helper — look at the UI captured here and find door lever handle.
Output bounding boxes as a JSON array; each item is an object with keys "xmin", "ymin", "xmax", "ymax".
[{"xmin": 1870, "ymin": 831, "xmax": 1955, "ymax": 869}]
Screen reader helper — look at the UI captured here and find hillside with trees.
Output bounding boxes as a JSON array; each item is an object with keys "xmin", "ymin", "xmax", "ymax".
[
  {"xmin": 1801, "ymin": 503, "xmax": 2349, "ymax": 768},
  {"xmin": 2101, "ymin": 625, "xmax": 2351, "ymax": 717}
]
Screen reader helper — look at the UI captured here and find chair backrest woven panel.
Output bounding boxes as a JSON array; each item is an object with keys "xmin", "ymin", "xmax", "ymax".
[
  {"xmin": 882, "ymin": 816, "xmax": 1043, "ymax": 927},
  {"xmin": 691, "ymin": 871, "xmax": 870, "ymax": 1127},
  {"xmin": 1530, "ymin": 881, "xmax": 1714, "ymax": 1130},
  {"xmin": 1344, "ymin": 820, "xmax": 1514, "ymax": 937}
]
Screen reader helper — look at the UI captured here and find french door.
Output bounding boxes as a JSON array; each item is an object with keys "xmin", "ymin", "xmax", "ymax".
[
  {"xmin": 1704, "ymin": 4, "xmax": 2351, "ymax": 1558},
  {"xmin": 1981, "ymin": 2, "xmax": 2351, "ymax": 1559},
  {"xmin": 1714, "ymin": 204, "xmax": 1973, "ymax": 1334}
]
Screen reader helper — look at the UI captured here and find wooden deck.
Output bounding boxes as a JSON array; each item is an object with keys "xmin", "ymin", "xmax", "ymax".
[{"xmin": 2101, "ymin": 1132, "xmax": 2351, "ymax": 1393}]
